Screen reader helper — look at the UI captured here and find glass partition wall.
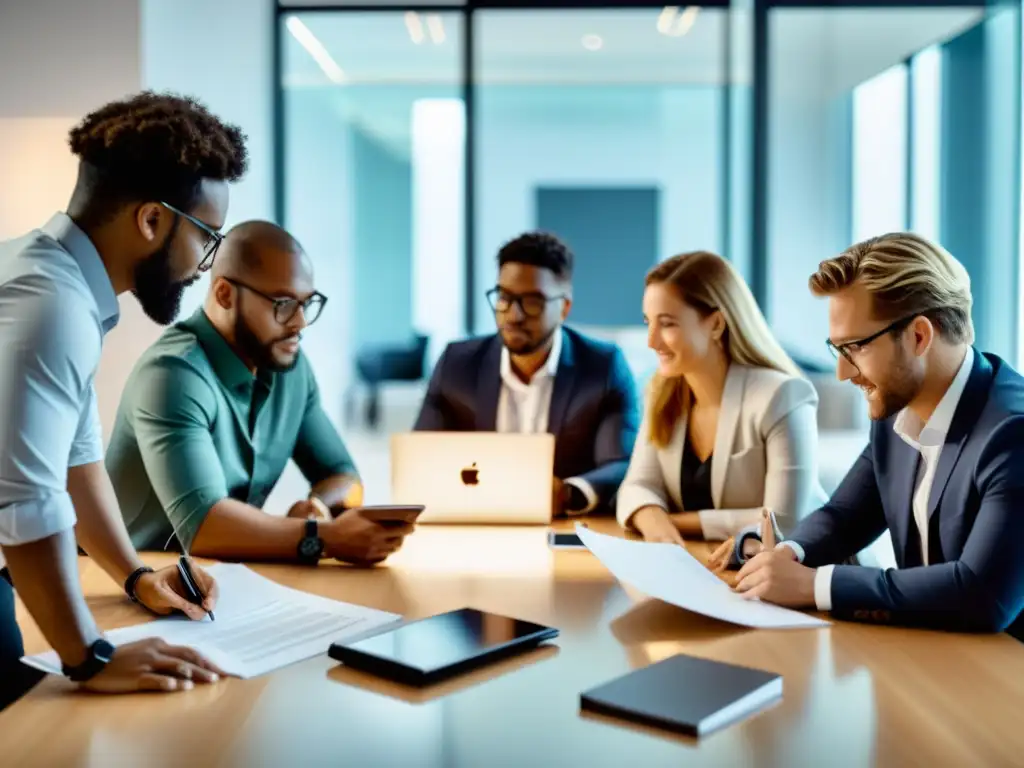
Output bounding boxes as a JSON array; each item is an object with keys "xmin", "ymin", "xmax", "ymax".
[{"xmin": 276, "ymin": 0, "xmax": 1018, "ymax": 430}]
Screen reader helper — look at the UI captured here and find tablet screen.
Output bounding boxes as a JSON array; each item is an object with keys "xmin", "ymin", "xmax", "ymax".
[{"xmin": 340, "ymin": 608, "xmax": 555, "ymax": 674}]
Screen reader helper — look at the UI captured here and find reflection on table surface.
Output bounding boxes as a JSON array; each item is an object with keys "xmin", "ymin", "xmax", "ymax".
[{"xmin": 4, "ymin": 519, "xmax": 1024, "ymax": 767}]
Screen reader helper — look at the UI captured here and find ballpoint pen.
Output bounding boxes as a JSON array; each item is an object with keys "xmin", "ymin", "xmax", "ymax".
[
  {"xmin": 765, "ymin": 508, "xmax": 783, "ymax": 544},
  {"xmin": 177, "ymin": 555, "xmax": 215, "ymax": 621}
]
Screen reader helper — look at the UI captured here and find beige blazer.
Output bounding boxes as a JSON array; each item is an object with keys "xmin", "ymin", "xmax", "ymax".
[{"xmin": 616, "ymin": 364, "xmax": 828, "ymax": 539}]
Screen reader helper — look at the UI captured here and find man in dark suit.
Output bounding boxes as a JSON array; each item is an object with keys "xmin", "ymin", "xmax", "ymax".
[
  {"xmin": 413, "ymin": 231, "xmax": 640, "ymax": 518},
  {"xmin": 730, "ymin": 232, "xmax": 1024, "ymax": 638}
]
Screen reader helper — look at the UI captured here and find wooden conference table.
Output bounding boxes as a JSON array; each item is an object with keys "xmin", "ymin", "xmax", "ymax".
[{"xmin": 3, "ymin": 519, "xmax": 1024, "ymax": 767}]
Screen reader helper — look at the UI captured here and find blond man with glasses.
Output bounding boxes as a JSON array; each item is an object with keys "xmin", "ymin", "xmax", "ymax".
[{"xmin": 723, "ymin": 232, "xmax": 1024, "ymax": 639}]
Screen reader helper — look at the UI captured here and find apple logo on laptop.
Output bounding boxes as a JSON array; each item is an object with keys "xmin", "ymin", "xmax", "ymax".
[{"xmin": 460, "ymin": 462, "xmax": 480, "ymax": 486}]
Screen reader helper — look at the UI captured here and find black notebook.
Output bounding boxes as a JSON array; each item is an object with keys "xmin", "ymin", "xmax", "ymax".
[{"xmin": 580, "ymin": 653, "xmax": 782, "ymax": 737}]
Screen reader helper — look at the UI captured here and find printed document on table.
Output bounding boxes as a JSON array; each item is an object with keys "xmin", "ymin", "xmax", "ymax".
[
  {"xmin": 575, "ymin": 525, "xmax": 829, "ymax": 629},
  {"xmin": 22, "ymin": 563, "xmax": 402, "ymax": 678}
]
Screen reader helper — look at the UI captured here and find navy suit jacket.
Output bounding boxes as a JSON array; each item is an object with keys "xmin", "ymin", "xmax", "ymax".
[
  {"xmin": 412, "ymin": 327, "xmax": 640, "ymax": 513},
  {"xmin": 790, "ymin": 350, "xmax": 1024, "ymax": 638}
]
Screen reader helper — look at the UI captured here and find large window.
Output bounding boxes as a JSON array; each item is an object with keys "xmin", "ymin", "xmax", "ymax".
[
  {"xmin": 852, "ymin": 64, "xmax": 908, "ymax": 243},
  {"xmin": 472, "ymin": 8, "xmax": 726, "ymax": 338},
  {"xmin": 276, "ymin": 1, "xmax": 1021, "ymax": 423},
  {"xmin": 910, "ymin": 45, "xmax": 943, "ymax": 242},
  {"xmin": 281, "ymin": 11, "xmax": 465, "ymax": 405},
  {"xmin": 766, "ymin": 6, "xmax": 985, "ymax": 366}
]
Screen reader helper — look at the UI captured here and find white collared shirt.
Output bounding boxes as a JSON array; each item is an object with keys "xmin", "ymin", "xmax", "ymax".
[
  {"xmin": 796, "ymin": 347, "xmax": 975, "ymax": 610},
  {"xmin": 0, "ymin": 213, "xmax": 121, "ymax": 570},
  {"xmin": 495, "ymin": 332, "xmax": 597, "ymax": 514},
  {"xmin": 496, "ymin": 330, "xmax": 562, "ymax": 434}
]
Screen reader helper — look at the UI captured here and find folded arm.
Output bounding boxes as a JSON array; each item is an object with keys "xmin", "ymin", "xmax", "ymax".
[
  {"xmin": 825, "ymin": 418, "xmax": 1024, "ymax": 633},
  {"xmin": 568, "ymin": 348, "xmax": 640, "ymax": 513}
]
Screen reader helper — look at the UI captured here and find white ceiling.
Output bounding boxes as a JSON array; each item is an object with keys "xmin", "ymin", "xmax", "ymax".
[
  {"xmin": 280, "ymin": 6, "xmax": 986, "ymax": 154},
  {"xmin": 282, "ymin": 7, "xmax": 984, "ymax": 87}
]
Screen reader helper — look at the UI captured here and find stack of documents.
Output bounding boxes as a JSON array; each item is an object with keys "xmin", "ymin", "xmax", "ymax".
[
  {"xmin": 22, "ymin": 563, "xmax": 403, "ymax": 679},
  {"xmin": 575, "ymin": 525, "xmax": 829, "ymax": 629}
]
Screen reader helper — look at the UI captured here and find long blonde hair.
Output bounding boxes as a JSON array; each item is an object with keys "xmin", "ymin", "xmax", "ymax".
[{"xmin": 646, "ymin": 251, "xmax": 802, "ymax": 447}]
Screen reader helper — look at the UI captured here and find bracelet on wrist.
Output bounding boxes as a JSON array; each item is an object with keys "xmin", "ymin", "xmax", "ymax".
[{"xmin": 124, "ymin": 566, "xmax": 155, "ymax": 603}]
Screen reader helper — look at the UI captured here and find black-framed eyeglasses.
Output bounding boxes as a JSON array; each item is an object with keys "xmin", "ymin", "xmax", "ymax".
[
  {"xmin": 225, "ymin": 277, "xmax": 328, "ymax": 326},
  {"xmin": 486, "ymin": 287, "xmax": 565, "ymax": 318},
  {"xmin": 160, "ymin": 201, "xmax": 223, "ymax": 272},
  {"xmin": 826, "ymin": 313, "xmax": 921, "ymax": 366}
]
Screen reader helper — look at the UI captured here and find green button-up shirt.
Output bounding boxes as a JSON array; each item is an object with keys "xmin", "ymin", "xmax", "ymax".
[{"xmin": 108, "ymin": 309, "xmax": 357, "ymax": 552}]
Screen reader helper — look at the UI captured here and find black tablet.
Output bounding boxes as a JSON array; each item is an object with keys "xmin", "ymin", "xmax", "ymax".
[{"xmin": 328, "ymin": 607, "xmax": 559, "ymax": 686}]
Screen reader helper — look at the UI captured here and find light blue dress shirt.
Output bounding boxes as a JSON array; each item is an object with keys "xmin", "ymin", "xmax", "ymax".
[{"xmin": 0, "ymin": 213, "xmax": 120, "ymax": 569}]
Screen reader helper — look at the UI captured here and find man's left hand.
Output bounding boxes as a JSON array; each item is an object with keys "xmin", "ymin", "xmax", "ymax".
[
  {"xmin": 732, "ymin": 549, "xmax": 815, "ymax": 607},
  {"xmin": 287, "ymin": 499, "xmax": 327, "ymax": 519},
  {"xmin": 134, "ymin": 563, "xmax": 219, "ymax": 621},
  {"xmin": 551, "ymin": 477, "xmax": 565, "ymax": 520}
]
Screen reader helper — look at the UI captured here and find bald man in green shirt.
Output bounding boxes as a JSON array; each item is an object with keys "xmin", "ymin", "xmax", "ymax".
[{"xmin": 107, "ymin": 221, "xmax": 413, "ymax": 565}]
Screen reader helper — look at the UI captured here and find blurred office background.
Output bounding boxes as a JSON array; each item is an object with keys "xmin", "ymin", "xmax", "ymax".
[{"xmin": 1, "ymin": 1, "xmax": 1022, "ymax": 547}]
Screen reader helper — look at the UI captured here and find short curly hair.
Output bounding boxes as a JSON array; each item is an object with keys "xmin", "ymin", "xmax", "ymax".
[
  {"xmin": 497, "ymin": 231, "xmax": 573, "ymax": 280},
  {"xmin": 68, "ymin": 91, "xmax": 248, "ymax": 222}
]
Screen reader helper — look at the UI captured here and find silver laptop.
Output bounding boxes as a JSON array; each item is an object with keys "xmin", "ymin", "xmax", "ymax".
[{"xmin": 390, "ymin": 432, "xmax": 555, "ymax": 524}]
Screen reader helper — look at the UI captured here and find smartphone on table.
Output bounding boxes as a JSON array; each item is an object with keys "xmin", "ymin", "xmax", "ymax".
[
  {"xmin": 547, "ymin": 530, "xmax": 588, "ymax": 550},
  {"xmin": 356, "ymin": 504, "xmax": 425, "ymax": 527}
]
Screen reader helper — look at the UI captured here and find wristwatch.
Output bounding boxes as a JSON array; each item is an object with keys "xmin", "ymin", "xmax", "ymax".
[
  {"xmin": 297, "ymin": 518, "xmax": 325, "ymax": 564},
  {"xmin": 62, "ymin": 638, "xmax": 116, "ymax": 682}
]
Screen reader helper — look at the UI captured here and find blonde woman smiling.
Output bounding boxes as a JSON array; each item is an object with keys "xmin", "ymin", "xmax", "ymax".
[{"xmin": 618, "ymin": 251, "xmax": 826, "ymax": 546}]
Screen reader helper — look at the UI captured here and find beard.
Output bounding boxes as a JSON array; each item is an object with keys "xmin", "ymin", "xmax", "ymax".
[
  {"xmin": 132, "ymin": 240, "xmax": 199, "ymax": 326},
  {"xmin": 861, "ymin": 346, "xmax": 922, "ymax": 420},
  {"xmin": 500, "ymin": 323, "xmax": 557, "ymax": 356},
  {"xmin": 234, "ymin": 313, "xmax": 301, "ymax": 373}
]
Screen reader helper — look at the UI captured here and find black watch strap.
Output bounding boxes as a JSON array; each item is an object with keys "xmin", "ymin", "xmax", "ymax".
[
  {"xmin": 124, "ymin": 566, "xmax": 155, "ymax": 603},
  {"xmin": 297, "ymin": 518, "xmax": 324, "ymax": 564},
  {"xmin": 62, "ymin": 638, "xmax": 116, "ymax": 682}
]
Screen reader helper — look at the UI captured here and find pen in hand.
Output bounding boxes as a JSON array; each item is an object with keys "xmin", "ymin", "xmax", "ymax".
[{"xmin": 177, "ymin": 555, "xmax": 215, "ymax": 621}]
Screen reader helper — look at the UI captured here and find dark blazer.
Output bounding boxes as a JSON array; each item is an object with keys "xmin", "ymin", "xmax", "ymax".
[
  {"xmin": 413, "ymin": 327, "xmax": 640, "ymax": 513},
  {"xmin": 790, "ymin": 350, "xmax": 1024, "ymax": 638}
]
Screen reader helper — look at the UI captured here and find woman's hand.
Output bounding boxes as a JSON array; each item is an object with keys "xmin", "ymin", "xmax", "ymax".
[
  {"xmin": 631, "ymin": 506, "xmax": 686, "ymax": 546},
  {"xmin": 707, "ymin": 507, "xmax": 776, "ymax": 572}
]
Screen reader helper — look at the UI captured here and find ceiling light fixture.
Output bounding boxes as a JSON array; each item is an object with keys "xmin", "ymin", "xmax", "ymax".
[
  {"xmin": 581, "ymin": 34, "xmax": 604, "ymax": 51},
  {"xmin": 426, "ymin": 15, "xmax": 446, "ymax": 44},
  {"xmin": 405, "ymin": 11, "xmax": 425, "ymax": 44},
  {"xmin": 285, "ymin": 16, "xmax": 345, "ymax": 84},
  {"xmin": 657, "ymin": 5, "xmax": 700, "ymax": 37}
]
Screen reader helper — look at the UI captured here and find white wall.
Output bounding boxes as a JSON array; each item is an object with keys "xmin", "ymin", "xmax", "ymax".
[
  {"xmin": 767, "ymin": 12, "xmax": 850, "ymax": 365},
  {"xmin": 0, "ymin": 0, "xmax": 143, "ymax": 440},
  {"xmin": 140, "ymin": 0, "xmax": 276, "ymax": 328},
  {"xmin": 284, "ymin": 91, "xmax": 356, "ymax": 425},
  {"xmin": 0, "ymin": 0, "xmax": 276, "ymax": 437}
]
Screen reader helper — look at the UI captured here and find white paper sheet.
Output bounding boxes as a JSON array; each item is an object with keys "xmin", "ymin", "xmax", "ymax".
[
  {"xmin": 21, "ymin": 563, "xmax": 402, "ymax": 678},
  {"xmin": 576, "ymin": 525, "xmax": 829, "ymax": 630}
]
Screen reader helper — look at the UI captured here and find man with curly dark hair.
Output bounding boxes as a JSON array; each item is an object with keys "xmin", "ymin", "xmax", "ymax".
[{"xmin": 0, "ymin": 92, "xmax": 248, "ymax": 709}]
